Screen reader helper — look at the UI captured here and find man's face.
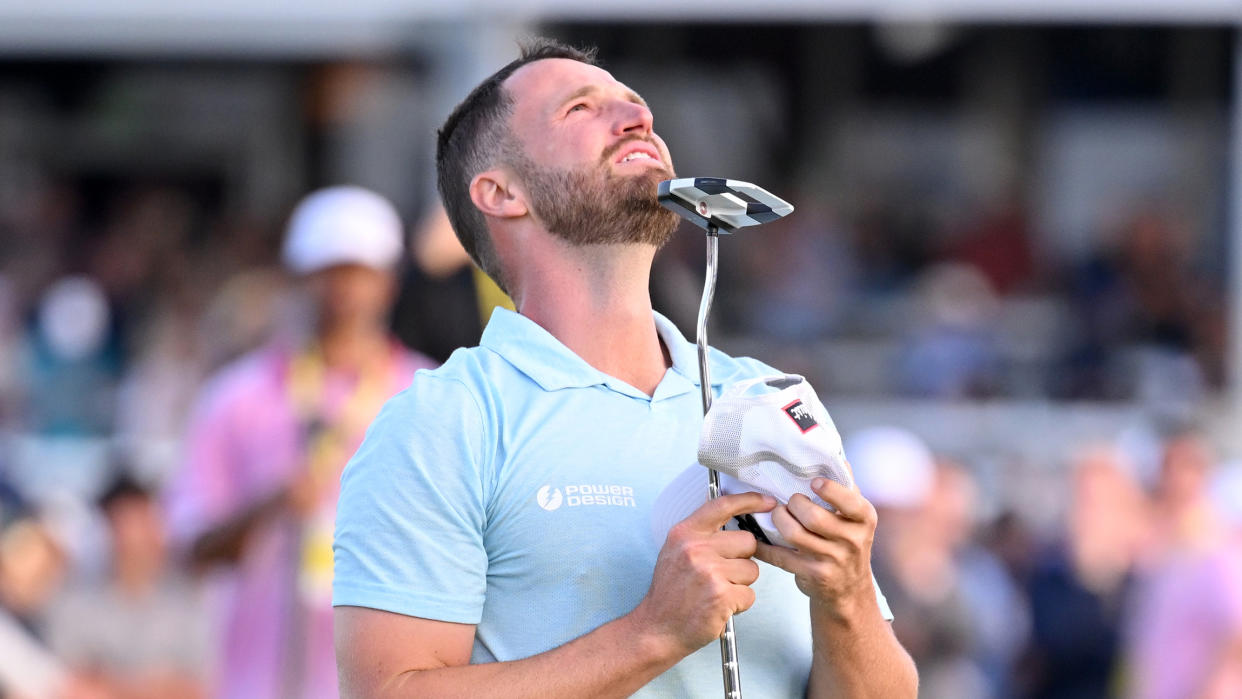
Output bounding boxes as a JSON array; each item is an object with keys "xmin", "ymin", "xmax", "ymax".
[
  {"xmin": 502, "ymin": 58, "xmax": 680, "ymax": 247},
  {"xmin": 106, "ymin": 495, "xmax": 165, "ymax": 570},
  {"xmin": 307, "ymin": 263, "xmax": 395, "ymax": 329}
]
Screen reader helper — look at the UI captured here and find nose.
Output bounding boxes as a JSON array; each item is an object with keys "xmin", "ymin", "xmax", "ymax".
[{"xmin": 614, "ymin": 99, "xmax": 653, "ymax": 136}]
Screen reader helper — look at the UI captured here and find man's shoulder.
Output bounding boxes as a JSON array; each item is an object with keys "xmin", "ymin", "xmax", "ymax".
[
  {"xmin": 385, "ymin": 343, "xmax": 514, "ymax": 418},
  {"xmin": 193, "ymin": 346, "xmax": 285, "ymax": 413},
  {"xmin": 412, "ymin": 342, "xmax": 521, "ymax": 392}
]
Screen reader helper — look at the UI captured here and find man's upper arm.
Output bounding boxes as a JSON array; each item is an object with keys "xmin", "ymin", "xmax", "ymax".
[
  {"xmin": 333, "ymin": 374, "xmax": 491, "ymax": 623},
  {"xmin": 335, "ymin": 606, "xmax": 475, "ymax": 697}
]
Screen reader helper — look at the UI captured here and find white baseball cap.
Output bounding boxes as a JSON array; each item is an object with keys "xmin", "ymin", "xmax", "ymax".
[
  {"xmin": 844, "ymin": 426, "xmax": 935, "ymax": 509},
  {"xmin": 281, "ymin": 186, "xmax": 404, "ymax": 275},
  {"xmin": 651, "ymin": 375, "xmax": 855, "ymax": 549},
  {"xmin": 38, "ymin": 276, "xmax": 110, "ymax": 362}
]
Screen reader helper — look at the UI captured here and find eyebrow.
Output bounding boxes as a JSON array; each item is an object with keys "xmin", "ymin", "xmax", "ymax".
[{"xmin": 559, "ymin": 84, "xmax": 649, "ymax": 110}]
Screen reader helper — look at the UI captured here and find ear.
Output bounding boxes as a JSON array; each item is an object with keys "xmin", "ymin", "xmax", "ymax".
[{"xmin": 470, "ymin": 169, "xmax": 528, "ymax": 220}]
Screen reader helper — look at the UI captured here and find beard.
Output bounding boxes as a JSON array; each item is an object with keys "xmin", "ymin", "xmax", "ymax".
[{"xmin": 514, "ymin": 147, "xmax": 681, "ymax": 248}]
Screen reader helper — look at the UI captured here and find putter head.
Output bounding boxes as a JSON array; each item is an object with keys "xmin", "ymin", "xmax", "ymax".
[{"xmin": 658, "ymin": 177, "xmax": 794, "ymax": 233}]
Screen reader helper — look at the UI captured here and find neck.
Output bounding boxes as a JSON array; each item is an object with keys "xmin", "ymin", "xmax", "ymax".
[
  {"xmin": 315, "ymin": 320, "xmax": 389, "ymax": 372},
  {"xmin": 513, "ymin": 237, "xmax": 669, "ymax": 395}
]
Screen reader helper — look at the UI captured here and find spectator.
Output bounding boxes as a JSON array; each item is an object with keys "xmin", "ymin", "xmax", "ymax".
[
  {"xmin": 0, "ymin": 511, "xmax": 68, "ymax": 641},
  {"xmin": 849, "ymin": 427, "xmax": 986, "ymax": 698},
  {"xmin": 927, "ymin": 460, "xmax": 1030, "ymax": 698},
  {"xmin": 1022, "ymin": 444, "xmax": 1149, "ymax": 699},
  {"xmin": 0, "ymin": 496, "xmax": 76, "ymax": 699},
  {"xmin": 853, "ymin": 430, "xmax": 1028, "ymax": 698},
  {"xmin": 19, "ymin": 276, "xmax": 120, "ymax": 436},
  {"xmin": 164, "ymin": 186, "xmax": 437, "ymax": 699},
  {"xmin": 45, "ymin": 473, "xmax": 209, "ymax": 699},
  {"xmin": 944, "ymin": 194, "xmax": 1036, "ymax": 297},
  {"xmin": 391, "ymin": 203, "xmax": 511, "ymax": 363},
  {"xmin": 896, "ymin": 263, "xmax": 1002, "ymax": 398},
  {"xmin": 1125, "ymin": 430, "xmax": 1242, "ymax": 699},
  {"xmin": 737, "ymin": 202, "xmax": 856, "ymax": 342}
]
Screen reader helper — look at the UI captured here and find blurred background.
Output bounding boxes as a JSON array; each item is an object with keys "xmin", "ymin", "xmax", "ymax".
[{"xmin": 0, "ymin": 1, "xmax": 1241, "ymax": 698}]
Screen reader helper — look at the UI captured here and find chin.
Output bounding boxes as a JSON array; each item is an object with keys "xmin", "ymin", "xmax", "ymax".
[{"xmin": 616, "ymin": 167, "xmax": 673, "ymax": 201}]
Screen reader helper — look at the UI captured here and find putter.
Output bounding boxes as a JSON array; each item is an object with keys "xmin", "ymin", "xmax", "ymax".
[{"xmin": 658, "ymin": 177, "xmax": 795, "ymax": 699}]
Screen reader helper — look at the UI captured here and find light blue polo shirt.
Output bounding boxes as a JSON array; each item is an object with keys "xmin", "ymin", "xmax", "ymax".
[{"xmin": 334, "ymin": 308, "xmax": 891, "ymax": 698}]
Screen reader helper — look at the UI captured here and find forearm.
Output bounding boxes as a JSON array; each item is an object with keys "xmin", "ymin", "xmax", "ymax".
[
  {"xmin": 347, "ymin": 612, "xmax": 684, "ymax": 699},
  {"xmin": 806, "ymin": 594, "xmax": 918, "ymax": 699},
  {"xmin": 189, "ymin": 490, "xmax": 287, "ymax": 567},
  {"xmin": 339, "ymin": 494, "xmax": 777, "ymax": 699}
]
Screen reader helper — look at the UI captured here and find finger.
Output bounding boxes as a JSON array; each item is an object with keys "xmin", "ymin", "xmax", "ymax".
[
  {"xmin": 719, "ymin": 557, "xmax": 761, "ymax": 586},
  {"xmin": 685, "ymin": 491, "xmax": 776, "ymax": 533},
  {"xmin": 770, "ymin": 504, "xmax": 847, "ymax": 557},
  {"xmin": 730, "ymin": 584, "xmax": 757, "ymax": 615},
  {"xmin": 810, "ymin": 477, "xmax": 872, "ymax": 522},
  {"xmin": 786, "ymin": 493, "xmax": 846, "ymax": 539},
  {"xmin": 753, "ymin": 541, "xmax": 801, "ymax": 575},
  {"xmin": 712, "ymin": 529, "xmax": 760, "ymax": 560}
]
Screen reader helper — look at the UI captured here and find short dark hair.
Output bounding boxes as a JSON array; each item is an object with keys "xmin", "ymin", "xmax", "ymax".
[
  {"xmin": 97, "ymin": 472, "xmax": 151, "ymax": 513},
  {"xmin": 435, "ymin": 38, "xmax": 599, "ymax": 294}
]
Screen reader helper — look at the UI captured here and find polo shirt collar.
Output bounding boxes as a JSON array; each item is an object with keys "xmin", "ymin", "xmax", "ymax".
[
  {"xmin": 480, "ymin": 307, "xmax": 723, "ymax": 396},
  {"xmin": 654, "ymin": 312, "xmax": 717, "ymax": 390}
]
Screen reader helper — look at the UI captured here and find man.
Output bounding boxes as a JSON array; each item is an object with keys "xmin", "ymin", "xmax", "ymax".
[
  {"xmin": 334, "ymin": 41, "xmax": 917, "ymax": 697},
  {"xmin": 1127, "ymin": 430, "xmax": 1242, "ymax": 698},
  {"xmin": 47, "ymin": 473, "xmax": 209, "ymax": 699},
  {"xmin": 166, "ymin": 186, "xmax": 437, "ymax": 698}
]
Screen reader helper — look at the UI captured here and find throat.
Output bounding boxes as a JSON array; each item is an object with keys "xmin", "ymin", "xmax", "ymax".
[
  {"xmin": 524, "ymin": 303, "xmax": 671, "ymax": 397},
  {"xmin": 512, "ymin": 239, "xmax": 670, "ymax": 395},
  {"xmin": 593, "ymin": 333, "xmax": 672, "ymax": 397}
]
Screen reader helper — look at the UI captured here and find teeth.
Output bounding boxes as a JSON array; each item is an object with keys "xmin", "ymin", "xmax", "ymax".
[{"xmin": 622, "ymin": 151, "xmax": 652, "ymax": 162}]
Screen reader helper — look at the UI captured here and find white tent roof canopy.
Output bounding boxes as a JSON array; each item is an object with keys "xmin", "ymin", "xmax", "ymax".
[{"xmin": 0, "ymin": 0, "xmax": 1237, "ymax": 56}]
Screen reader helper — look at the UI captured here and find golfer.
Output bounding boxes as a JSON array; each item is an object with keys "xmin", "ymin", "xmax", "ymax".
[{"xmin": 333, "ymin": 39, "xmax": 917, "ymax": 698}]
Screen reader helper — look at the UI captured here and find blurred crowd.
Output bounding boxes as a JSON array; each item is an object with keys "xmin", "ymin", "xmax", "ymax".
[
  {"xmin": 715, "ymin": 193, "xmax": 1226, "ymax": 411},
  {"xmin": 0, "ymin": 182, "xmax": 453, "ymax": 698},
  {"xmin": 855, "ymin": 425, "xmax": 1242, "ymax": 699}
]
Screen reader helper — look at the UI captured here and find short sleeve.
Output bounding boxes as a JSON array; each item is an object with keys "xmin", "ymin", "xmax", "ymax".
[{"xmin": 332, "ymin": 374, "xmax": 491, "ymax": 625}]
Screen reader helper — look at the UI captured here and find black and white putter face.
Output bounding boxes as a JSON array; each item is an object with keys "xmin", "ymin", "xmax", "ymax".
[{"xmin": 657, "ymin": 177, "xmax": 794, "ymax": 233}]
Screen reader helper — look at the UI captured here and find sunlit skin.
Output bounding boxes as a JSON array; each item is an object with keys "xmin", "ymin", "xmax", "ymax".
[{"xmin": 505, "ymin": 59, "xmax": 675, "ymax": 185}]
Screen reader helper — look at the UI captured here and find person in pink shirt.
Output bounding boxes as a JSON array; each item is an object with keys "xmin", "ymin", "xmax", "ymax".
[
  {"xmin": 1126, "ymin": 430, "xmax": 1242, "ymax": 699},
  {"xmin": 165, "ymin": 186, "xmax": 437, "ymax": 699}
]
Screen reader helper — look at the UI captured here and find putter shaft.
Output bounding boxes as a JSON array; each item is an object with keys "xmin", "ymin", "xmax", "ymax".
[{"xmin": 695, "ymin": 225, "xmax": 742, "ymax": 699}]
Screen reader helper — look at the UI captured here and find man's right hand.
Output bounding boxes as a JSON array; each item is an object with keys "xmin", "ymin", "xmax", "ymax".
[{"xmin": 633, "ymin": 492, "xmax": 777, "ymax": 654}]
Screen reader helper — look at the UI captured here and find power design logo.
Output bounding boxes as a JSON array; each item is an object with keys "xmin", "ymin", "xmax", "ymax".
[
  {"xmin": 536, "ymin": 484, "xmax": 637, "ymax": 511},
  {"xmin": 536, "ymin": 485, "xmax": 564, "ymax": 511}
]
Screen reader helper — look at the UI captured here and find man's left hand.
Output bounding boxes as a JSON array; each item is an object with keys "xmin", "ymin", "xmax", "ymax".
[{"xmin": 751, "ymin": 477, "xmax": 878, "ymax": 615}]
